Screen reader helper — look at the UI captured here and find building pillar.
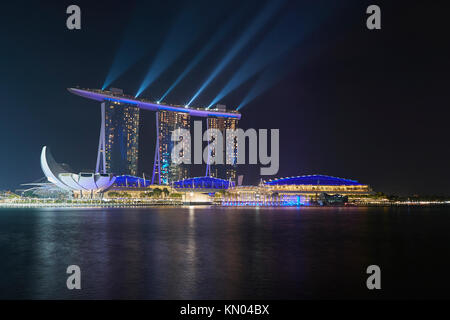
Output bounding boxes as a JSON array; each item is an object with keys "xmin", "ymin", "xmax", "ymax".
[
  {"xmin": 205, "ymin": 117, "xmax": 211, "ymax": 177},
  {"xmin": 152, "ymin": 111, "xmax": 161, "ymax": 185},
  {"xmin": 96, "ymin": 102, "xmax": 106, "ymax": 174}
]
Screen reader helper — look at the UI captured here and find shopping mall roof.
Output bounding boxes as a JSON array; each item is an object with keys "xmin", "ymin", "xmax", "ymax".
[
  {"xmin": 173, "ymin": 176, "xmax": 234, "ymax": 190},
  {"xmin": 265, "ymin": 175, "xmax": 364, "ymax": 186},
  {"xmin": 113, "ymin": 175, "xmax": 151, "ymax": 188}
]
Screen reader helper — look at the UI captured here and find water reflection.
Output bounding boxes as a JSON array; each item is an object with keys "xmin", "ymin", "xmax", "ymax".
[{"xmin": 1, "ymin": 206, "xmax": 450, "ymax": 299}]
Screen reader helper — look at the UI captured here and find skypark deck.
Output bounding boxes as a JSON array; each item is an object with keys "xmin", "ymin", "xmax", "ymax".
[{"xmin": 68, "ymin": 88, "xmax": 241, "ymax": 119}]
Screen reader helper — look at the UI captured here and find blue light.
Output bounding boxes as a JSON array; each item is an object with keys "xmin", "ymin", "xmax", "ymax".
[
  {"xmin": 236, "ymin": 48, "xmax": 302, "ymax": 111},
  {"xmin": 136, "ymin": 8, "xmax": 203, "ymax": 98},
  {"xmin": 114, "ymin": 175, "xmax": 151, "ymax": 187},
  {"xmin": 173, "ymin": 176, "xmax": 234, "ymax": 189},
  {"xmin": 102, "ymin": 3, "xmax": 159, "ymax": 91},
  {"xmin": 187, "ymin": 0, "xmax": 285, "ymax": 107},
  {"xmin": 265, "ymin": 175, "xmax": 363, "ymax": 186},
  {"xmin": 158, "ymin": 11, "xmax": 242, "ymax": 103},
  {"xmin": 207, "ymin": 10, "xmax": 310, "ymax": 109},
  {"xmin": 104, "ymin": 97, "xmax": 139, "ymax": 105},
  {"xmin": 221, "ymin": 194, "xmax": 307, "ymax": 207},
  {"xmin": 236, "ymin": 3, "xmax": 338, "ymax": 111}
]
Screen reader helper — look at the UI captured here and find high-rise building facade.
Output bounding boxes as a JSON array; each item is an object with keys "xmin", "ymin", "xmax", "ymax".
[
  {"xmin": 104, "ymin": 101, "xmax": 140, "ymax": 176},
  {"xmin": 69, "ymin": 88, "xmax": 241, "ymax": 184},
  {"xmin": 156, "ymin": 110, "xmax": 191, "ymax": 184},
  {"xmin": 207, "ymin": 111, "xmax": 238, "ymax": 181}
]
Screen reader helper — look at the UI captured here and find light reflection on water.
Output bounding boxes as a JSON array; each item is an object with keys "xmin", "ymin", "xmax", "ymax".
[{"xmin": 0, "ymin": 205, "xmax": 450, "ymax": 299}]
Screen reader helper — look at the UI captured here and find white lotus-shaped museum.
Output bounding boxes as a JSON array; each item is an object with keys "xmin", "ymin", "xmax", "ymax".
[{"xmin": 40, "ymin": 146, "xmax": 116, "ymax": 192}]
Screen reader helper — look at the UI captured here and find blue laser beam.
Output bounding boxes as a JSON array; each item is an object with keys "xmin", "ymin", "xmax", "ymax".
[
  {"xmin": 236, "ymin": 50, "xmax": 306, "ymax": 111},
  {"xmin": 135, "ymin": 8, "xmax": 203, "ymax": 98},
  {"xmin": 158, "ymin": 10, "xmax": 243, "ymax": 103},
  {"xmin": 226, "ymin": 1, "xmax": 338, "ymax": 111},
  {"xmin": 207, "ymin": 10, "xmax": 312, "ymax": 109},
  {"xmin": 186, "ymin": 0, "xmax": 285, "ymax": 107},
  {"xmin": 102, "ymin": 3, "xmax": 156, "ymax": 90}
]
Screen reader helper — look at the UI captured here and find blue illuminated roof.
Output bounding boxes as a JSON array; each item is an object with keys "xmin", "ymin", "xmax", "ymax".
[
  {"xmin": 68, "ymin": 88, "xmax": 241, "ymax": 119},
  {"xmin": 114, "ymin": 175, "xmax": 150, "ymax": 187},
  {"xmin": 173, "ymin": 176, "xmax": 234, "ymax": 189},
  {"xmin": 265, "ymin": 175, "xmax": 363, "ymax": 186}
]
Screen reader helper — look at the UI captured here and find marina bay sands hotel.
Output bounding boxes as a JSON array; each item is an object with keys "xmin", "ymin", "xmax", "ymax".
[{"xmin": 68, "ymin": 87, "xmax": 241, "ymax": 185}]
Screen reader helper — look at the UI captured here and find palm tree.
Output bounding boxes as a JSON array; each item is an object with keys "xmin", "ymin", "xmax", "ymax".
[
  {"xmin": 144, "ymin": 190, "xmax": 153, "ymax": 198},
  {"xmin": 152, "ymin": 188, "xmax": 162, "ymax": 198}
]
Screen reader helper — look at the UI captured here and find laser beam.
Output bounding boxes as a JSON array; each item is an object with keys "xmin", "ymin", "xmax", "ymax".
[
  {"xmin": 207, "ymin": 10, "xmax": 311, "ymax": 109},
  {"xmin": 236, "ymin": 49, "xmax": 306, "ymax": 111},
  {"xmin": 158, "ymin": 10, "xmax": 243, "ymax": 103},
  {"xmin": 102, "ymin": 3, "xmax": 157, "ymax": 90},
  {"xmin": 135, "ymin": 8, "xmax": 203, "ymax": 98},
  {"xmin": 186, "ymin": 0, "xmax": 285, "ymax": 107}
]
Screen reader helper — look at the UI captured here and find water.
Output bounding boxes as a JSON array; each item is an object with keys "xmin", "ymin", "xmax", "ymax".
[{"xmin": 0, "ymin": 206, "xmax": 449, "ymax": 299}]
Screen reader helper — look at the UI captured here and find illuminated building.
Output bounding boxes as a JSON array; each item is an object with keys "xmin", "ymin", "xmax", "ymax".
[
  {"xmin": 154, "ymin": 110, "xmax": 190, "ymax": 184},
  {"xmin": 73, "ymin": 87, "xmax": 140, "ymax": 176},
  {"xmin": 206, "ymin": 104, "xmax": 238, "ymax": 181},
  {"xmin": 39, "ymin": 146, "xmax": 116, "ymax": 198},
  {"xmin": 173, "ymin": 176, "xmax": 234, "ymax": 190},
  {"xmin": 68, "ymin": 88, "xmax": 241, "ymax": 185},
  {"xmin": 113, "ymin": 175, "xmax": 150, "ymax": 188},
  {"xmin": 102, "ymin": 100, "xmax": 140, "ymax": 176},
  {"xmin": 223, "ymin": 175, "xmax": 373, "ymax": 206},
  {"xmin": 264, "ymin": 175, "xmax": 372, "ymax": 203},
  {"xmin": 264, "ymin": 175, "xmax": 372, "ymax": 197}
]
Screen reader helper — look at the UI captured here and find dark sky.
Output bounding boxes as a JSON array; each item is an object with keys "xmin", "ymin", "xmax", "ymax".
[{"xmin": 0, "ymin": 0, "xmax": 449, "ymax": 195}]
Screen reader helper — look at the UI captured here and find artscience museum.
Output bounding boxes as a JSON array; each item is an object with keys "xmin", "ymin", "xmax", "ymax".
[{"xmin": 40, "ymin": 146, "xmax": 116, "ymax": 197}]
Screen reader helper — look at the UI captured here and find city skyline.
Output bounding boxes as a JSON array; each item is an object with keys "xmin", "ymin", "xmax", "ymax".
[
  {"xmin": 68, "ymin": 87, "xmax": 242, "ymax": 185},
  {"xmin": 2, "ymin": 0, "xmax": 450, "ymax": 303},
  {"xmin": 1, "ymin": 1, "xmax": 449, "ymax": 196}
]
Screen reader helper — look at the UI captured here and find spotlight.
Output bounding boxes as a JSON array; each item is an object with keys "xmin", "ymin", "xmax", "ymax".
[
  {"xmin": 237, "ymin": 47, "xmax": 305, "ymax": 111},
  {"xmin": 102, "ymin": 2, "xmax": 160, "ymax": 92},
  {"xmin": 137, "ymin": 8, "xmax": 204, "ymax": 99},
  {"xmin": 208, "ymin": 9, "xmax": 309, "ymax": 109},
  {"xmin": 158, "ymin": 10, "xmax": 244, "ymax": 103},
  {"xmin": 189, "ymin": 0, "xmax": 284, "ymax": 108}
]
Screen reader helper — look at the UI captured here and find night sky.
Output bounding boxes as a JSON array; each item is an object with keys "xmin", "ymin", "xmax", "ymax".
[{"xmin": 1, "ymin": 0, "xmax": 449, "ymax": 195}]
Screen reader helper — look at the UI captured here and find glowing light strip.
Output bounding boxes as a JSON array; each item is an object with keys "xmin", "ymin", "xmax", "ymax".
[{"xmin": 68, "ymin": 88, "xmax": 241, "ymax": 119}]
